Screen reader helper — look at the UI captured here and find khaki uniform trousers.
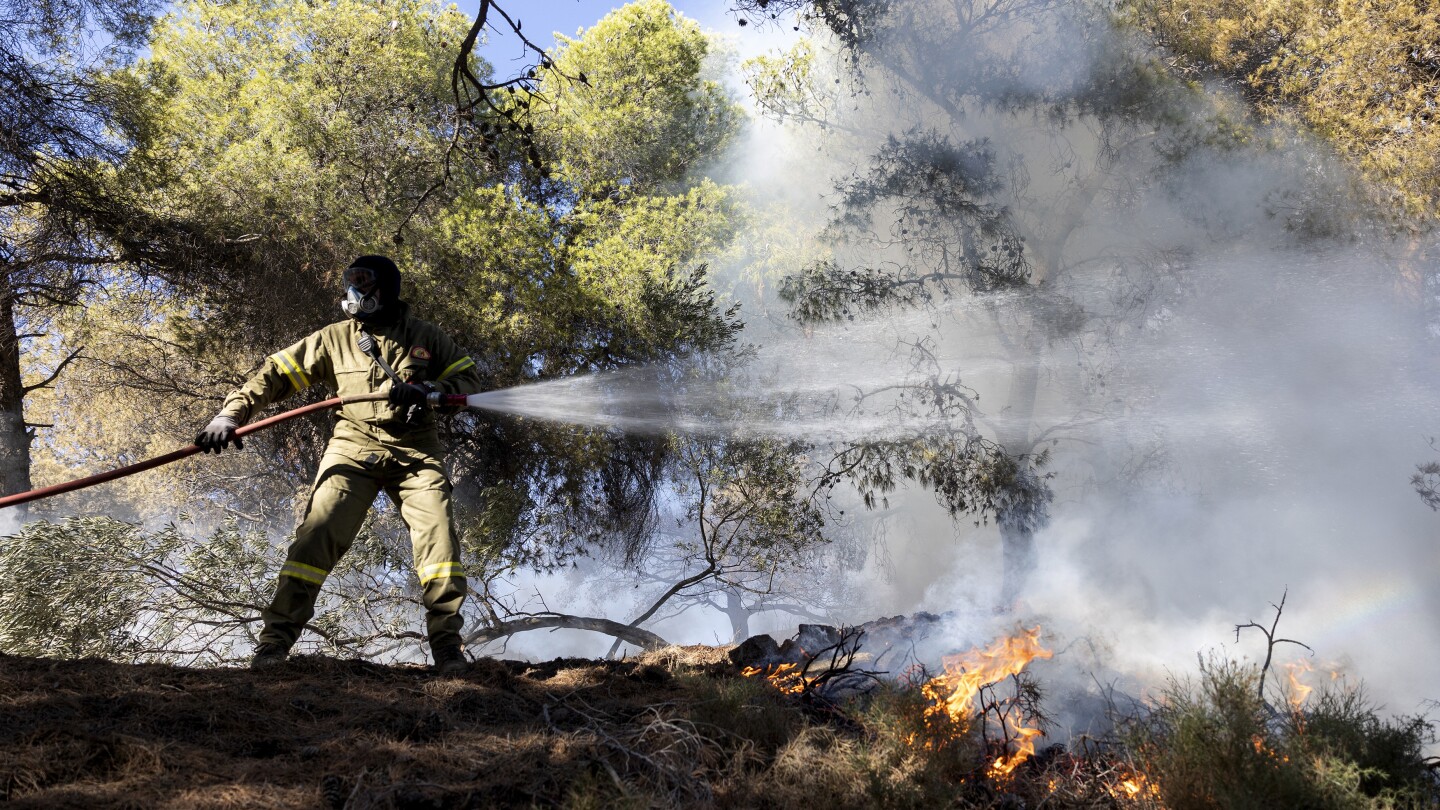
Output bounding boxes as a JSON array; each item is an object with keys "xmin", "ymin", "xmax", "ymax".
[{"xmin": 258, "ymin": 448, "xmax": 466, "ymax": 651}]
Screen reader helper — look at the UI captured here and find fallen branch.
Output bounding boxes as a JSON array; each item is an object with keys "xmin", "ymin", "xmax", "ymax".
[{"xmin": 466, "ymin": 613, "xmax": 669, "ymax": 651}]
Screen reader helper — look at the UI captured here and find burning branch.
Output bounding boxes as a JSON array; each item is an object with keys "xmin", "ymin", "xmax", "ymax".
[
  {"xmin": 914, "ymin": 625, "xmax": 1054, "ymax": 776},
  {"xmin": 799, "ymin": 626, "xmax": 883, "ymax": 698},
  {"xmin": 1234, "ymin": 588, "xmax": 1313, "ymax": 707},
  {"xmin": 739, "ymin": 626, "xmax": 883, "ymax": 703},
  {"xmin": 977, "ymin": 671, "xmax": 1050, "ymax": 777}
]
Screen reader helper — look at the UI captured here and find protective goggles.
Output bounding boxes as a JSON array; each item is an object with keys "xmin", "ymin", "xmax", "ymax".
[{"xmin": 343, "ymin": 265, "xmax": 378, "ymax": 292}]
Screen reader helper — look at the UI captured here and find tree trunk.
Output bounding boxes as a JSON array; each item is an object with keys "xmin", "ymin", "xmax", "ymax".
[
  {"xmin": 998, "ymin": 515, "xmax": 1036, "ymax": 609},
  {"xmin": 995, "ymin": 305, "xmax": 1046, "ymax": 610},
  {"xmin": 723, "ymin": 586, "xmax": 750, "ymax": 644},
  {"xmin": 0, "ymin": 268, "xmax": 33, "ymax": 500}
]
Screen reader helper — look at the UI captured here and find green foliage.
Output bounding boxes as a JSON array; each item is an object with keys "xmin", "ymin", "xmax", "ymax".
[
  {"xmin": 0, "ymin": 515, "xmax": 441, "ymax": 664},
  {"xmin": 675, "ymin": 436, "xmax": 826, "ymax": 571},
  {"xmin": 0, "ymin": 0, "xmax": 170, "ymax": 496},
  {"xmin": 538, "ymin": 0, "xmax": 739, "ymax": 196},
  {"xmin": 421, "ymin": 181, "xmax": 741, "ymax": 381},
  {"xmin": 28, "ymin": 0, "xmax": 750, "ymax": 576},
  {"xmin": 134, "ymin": 0, "xmax": 476, "ymax": 325},
  {"xmin": 10, "ymin": 0, "xmax": 771, "ymax": 661},
  {"xmin": 1292, "ymin": 689, "xmax": 1438, "ymax": 804},
  {"xmin": 1129, "ymin": 655, "xmax": 1438, "ymax": 810},
  {"xmin": 743, "ymin": 40, "xmax": 844, "ymax": 130},
  {"xmin": 0, "ymin": 517, "xmax": 181, "ymax": 660},
  {"xmin": 1125, "ymin": 0, "xmax": 1440, "ymax": 221},
  {"xmin": 149, "ymin": 0, "xmax": 462, "ymax": 199}
]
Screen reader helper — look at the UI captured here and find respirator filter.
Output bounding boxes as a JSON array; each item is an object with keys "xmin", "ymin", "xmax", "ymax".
[{"xmin": 341, "ymin": 286, "xmax": 380, "ymax": 317}]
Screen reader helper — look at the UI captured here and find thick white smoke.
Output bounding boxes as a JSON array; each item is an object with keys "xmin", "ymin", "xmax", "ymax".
[{"xmin": 701, "ymin": 2, "xmax": 1440, "ymax": 719}]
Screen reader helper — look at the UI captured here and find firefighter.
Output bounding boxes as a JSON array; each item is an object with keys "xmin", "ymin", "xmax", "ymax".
[{"xmin": 194, "ymin": 255, "xmax": 483, "ymax": 674}]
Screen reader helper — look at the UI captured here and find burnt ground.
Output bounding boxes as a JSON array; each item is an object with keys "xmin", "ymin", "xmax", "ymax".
[{"xmin": 0, "ymin": 647, "xmax": 739, "ymax": 809}]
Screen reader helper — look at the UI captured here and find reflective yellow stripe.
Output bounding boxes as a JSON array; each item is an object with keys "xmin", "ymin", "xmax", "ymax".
[
  {"xmin": 280, "ymin": 561, "xmax": 328, "ymax": 585},
  {"xmin": 419, "ymin": 561, "xmax": 465, "ymax": 584},
  {"xmin": 435, "ymin": 356, "xmax": 475, "ymax": 382},
  {"xmin": 280, "ymin": 350, "xmax": 311, "ymax": 388},
  {"xmin": 271, "ymin": 350, "xmax": 311, "ymax": 392}
]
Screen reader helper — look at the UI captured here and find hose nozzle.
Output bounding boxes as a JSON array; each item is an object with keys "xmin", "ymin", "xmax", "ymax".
[{"xmin": 426, "ymin": 392, "xmax": 469, "ymax": 408}]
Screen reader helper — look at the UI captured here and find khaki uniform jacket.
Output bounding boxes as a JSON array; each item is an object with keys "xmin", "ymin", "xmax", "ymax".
[{"xmin": 220, "ymin": 305, "xmax": 484, "ymax": 461}]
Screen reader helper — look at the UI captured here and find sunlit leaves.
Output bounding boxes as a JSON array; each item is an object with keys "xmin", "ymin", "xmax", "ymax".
[
  {"xmin": 1130, "ymin": 0, "xmax": 1440, "ymax": 221},
  {"xmin": 535, "ymin": 0, "xmax": 741, "ymax": 196}
]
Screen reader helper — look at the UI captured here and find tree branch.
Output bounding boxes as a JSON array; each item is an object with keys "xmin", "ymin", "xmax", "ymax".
[
  {"xmin": 1235, "ymin": 588, "xmax": 1313, "ymax": 704},
  {"xmin": 21, "ymin": 346, "xmax": 83, "ymax": 393},
  {"xmin": 465, "ymin": 613, "xmax": 669, "ymax": 650}
]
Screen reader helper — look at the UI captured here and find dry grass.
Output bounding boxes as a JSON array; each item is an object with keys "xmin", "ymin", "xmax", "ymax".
[{"xmin": 2, "ymin": 648, "xmax": 1435, "ymax": 809}]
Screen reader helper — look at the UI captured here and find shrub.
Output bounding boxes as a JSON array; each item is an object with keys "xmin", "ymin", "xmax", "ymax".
[
  {"xmin": 1290, "ymin": 687, "xmax": 1437, "ymax": 805},
  {"xmin": 1130, "ymin": 654, "xmax": 1438, "ymax": 810},
  {"xmin": 0, "ymin": 517, "xmax": 183, "ymax": 661}
]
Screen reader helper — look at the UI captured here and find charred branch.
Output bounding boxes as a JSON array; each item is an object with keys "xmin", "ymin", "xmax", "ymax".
[
  {"xmin": 466, "ymin": 613, "xmax": 669, "ymax": 651},
  {"xmin": 1235, "ymin": 588, "xmax": 1313, "ymax": 705}
]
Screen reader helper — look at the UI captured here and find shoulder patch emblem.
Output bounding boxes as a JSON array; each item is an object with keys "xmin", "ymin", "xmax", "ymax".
[{"xmin": 411, "ymin": 346, "xmax": 432, "ymax": 360}]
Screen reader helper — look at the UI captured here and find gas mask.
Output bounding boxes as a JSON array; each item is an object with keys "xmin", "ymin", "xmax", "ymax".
[
  {"xmin": 341, "ymin": 285, "xmax": 380, "ymax": 318},
  {"xmin": 340, "ymin": 265, "xmax": 381, "ymax": 320}
]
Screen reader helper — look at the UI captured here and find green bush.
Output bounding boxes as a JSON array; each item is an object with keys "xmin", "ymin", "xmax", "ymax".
[
  {"xmin": 0, "ymin": 517, "xmax": 183, "ymax": 661},
  {"xmin": 0, "ymin": 515, "xmax": 437, "ymax": 664},
  {"xmin": 1130, "ymin": 654, "xmax": 1438, "ymax": 810},
  {"xmin": 1291, "ymin": 687, "xmax": 1437, "ymax": 805}
]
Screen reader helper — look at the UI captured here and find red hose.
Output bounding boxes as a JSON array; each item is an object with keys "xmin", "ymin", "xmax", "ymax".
[{"xmin": 0, "ymin": 392, "xmax": 389, "ymax": 510}]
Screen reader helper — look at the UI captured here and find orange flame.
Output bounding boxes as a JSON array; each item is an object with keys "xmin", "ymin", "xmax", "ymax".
[
  {"xmin": 1251, "ymin": 735, "xmax": 1291, "ymax": 764},
  {"xmin": 1108, "ymin": 771, "xmax": 1162, "ymax": 800},
  {"xmin": 741, "ymin": 662, "xmax": 809, "ymax": 695},
  {"xmin": 1284, "ymin": 659, "xmax": 1314, "ymax": 710},
  {"xmin": 990, "ymin": 725, "xmax": 1045, "ymax": 777},
  {"xmin": 917, "ymin": 625, "xmax": 1054, "ymax": 775}
]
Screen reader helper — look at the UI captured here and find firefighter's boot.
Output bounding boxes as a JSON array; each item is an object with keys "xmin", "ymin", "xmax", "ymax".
[
  {"xmin": 432, "ymin": 644, "xmax": 467, "ymax": 676},
  {"xmin": 250, "ymin": 642, "xmax": 290, "ymax": 670}
]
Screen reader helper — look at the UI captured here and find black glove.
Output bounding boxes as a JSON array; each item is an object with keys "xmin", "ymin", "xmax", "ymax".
[
  {"xmin": 195, "ymin": 415, "xmax": 242, "ymax": 454},
  {"xmin": 388, "ymin": 381, "xmax": 430, "ymax": 409}
]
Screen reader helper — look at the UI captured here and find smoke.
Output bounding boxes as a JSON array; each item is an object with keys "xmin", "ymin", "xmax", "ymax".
[
  {"xmin": 684, "ymin": 0, "xmax": 1440, "ymax": 718},
  {"xmin": 1017, "ymin": 247, "xmax": 1440, "ymax": 713},
  {"xmin": 0, "ymin": 509, "xmax": 20, "ymax": 539}
]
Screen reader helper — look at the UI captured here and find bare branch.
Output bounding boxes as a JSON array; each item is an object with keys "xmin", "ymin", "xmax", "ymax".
[
  {"xmin": 21, "ymin": 345, "xmax": 83, "ymax": 393},
  {"xmin": 1234, "ymin": 588, "xmax": 1314, "ymax": 704},
  {"xmin": 465, "ymin": 612, "xmax": 669, "ymax": 651}
]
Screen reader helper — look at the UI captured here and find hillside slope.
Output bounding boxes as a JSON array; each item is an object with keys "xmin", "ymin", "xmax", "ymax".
[
  {"xmin": 6, "ymin": 645, "xmax": 1433, "ymax": 809},
  {"xmin": 0, "ymin": 649, "xmax": 733, "ymax": 809}
]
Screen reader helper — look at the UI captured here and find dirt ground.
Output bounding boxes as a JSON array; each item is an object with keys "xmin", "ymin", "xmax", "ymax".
[{"xmin": 0, "ymin": 647, "xmax": 732, "ymax": 809}]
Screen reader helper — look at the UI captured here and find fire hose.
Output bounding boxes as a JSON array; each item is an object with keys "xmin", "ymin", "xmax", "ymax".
[{"xmin": 0, "ymin": 391, "xmax": 474, "ymax": 511}]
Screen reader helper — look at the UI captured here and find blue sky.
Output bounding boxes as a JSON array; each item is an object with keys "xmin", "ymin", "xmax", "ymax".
[
  {"xmin": 473, "ymin": 0, "xmax": 793, "ymax": 73},
  {"xmin": 474, "ymin": 0, "xmax": 742, "ymax": 48}
]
